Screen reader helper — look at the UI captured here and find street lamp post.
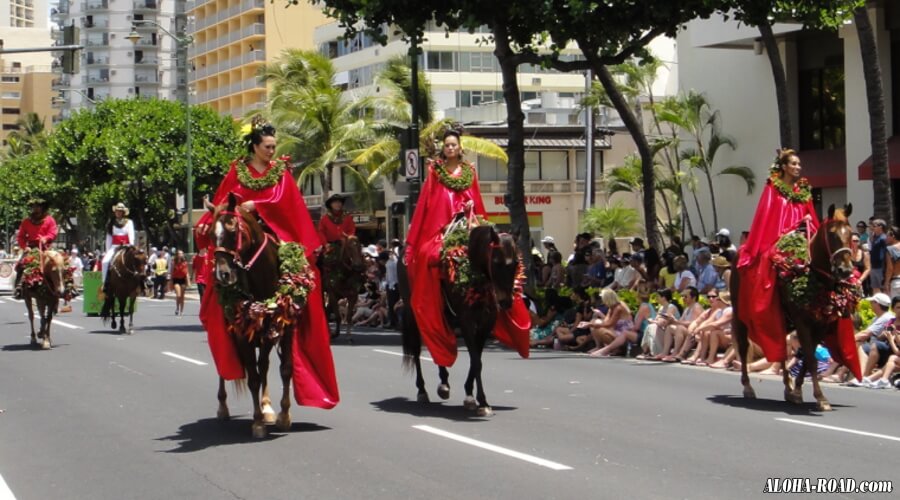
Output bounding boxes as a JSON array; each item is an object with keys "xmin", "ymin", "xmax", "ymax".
[
  {"xmin": 126, "ymin": 21, "xmax": 194, "ymax": 253},
  {"xmin": 56, "ymin": 87, "xmax": 97, "ymax": 105}
]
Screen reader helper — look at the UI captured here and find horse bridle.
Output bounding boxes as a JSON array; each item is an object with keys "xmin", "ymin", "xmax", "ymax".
[
  {"xmin": 112, "ymin": 248, "xmax": 145, "ymax": 279},
  {"xmin": 808, "ymin": 219, "xmax": 851, "ymax": 278},
  {"xmin": 214, "ymin": 210, "xmax": 277, "ymax": 271}
]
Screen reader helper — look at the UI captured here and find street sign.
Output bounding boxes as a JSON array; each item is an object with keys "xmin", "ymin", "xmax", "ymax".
[{"xmin": 404, "ymin": 149, "xmax": 419, "ymax": 180}]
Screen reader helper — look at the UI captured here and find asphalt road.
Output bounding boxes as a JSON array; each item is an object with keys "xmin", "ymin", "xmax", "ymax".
[{"xmin": 0, "ymin": 294, "xmax": 897, "ymax": 500}]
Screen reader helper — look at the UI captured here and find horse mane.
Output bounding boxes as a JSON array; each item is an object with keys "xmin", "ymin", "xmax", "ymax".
[
  {"xmin": 468, "ymin": 225, "xmax": 497, "ymax": 274},
  {"xmin": 830, "ymin": 208, "xmax": 848, "ymax": 222}
]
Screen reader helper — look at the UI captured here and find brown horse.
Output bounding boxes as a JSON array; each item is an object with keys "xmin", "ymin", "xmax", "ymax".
[
  {"xmin": 399, "ymin": 224, "xmax": 521, "ymax": 416},
  {"xmin": 731, "ymin": 204, "xmax": 855, "ymax": 411},
  {"xmin": 23, "ymin": 250, "xmax": 65, "ymax": 350},
  {"xmin": 321, "ymin": 235, "xmax": 366, "ymax": 340},
  {"xmin": 100, "ymin": 246, "xmax": 147, "ymax": 334},
  {"xmin": 209, "ymin": 192, "xmax": 293, "ymax": 438}
]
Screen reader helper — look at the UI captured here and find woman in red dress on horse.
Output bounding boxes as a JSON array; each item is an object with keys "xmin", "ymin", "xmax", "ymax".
[
  {"xmin": 737, "ymin": 149, "xmax": 820, "ymax": 362},
  {"xmin": 405, "ymin": 128, "xmax": 530, "ymax": 368},
  {"xmin": 194, "ymin": 118, "xmax": 338, "ymax": 410}
]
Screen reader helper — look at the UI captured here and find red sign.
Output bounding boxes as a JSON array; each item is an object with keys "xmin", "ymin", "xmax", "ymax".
[{"xmin": 494, "ymin": 195, "xmax": 552, "ymax": 205}]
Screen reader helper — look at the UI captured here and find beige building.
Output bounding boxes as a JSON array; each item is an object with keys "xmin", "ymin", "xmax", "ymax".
[{"xmin": 187, "ymin": 0, "xmax": 329, "ymax": 117}]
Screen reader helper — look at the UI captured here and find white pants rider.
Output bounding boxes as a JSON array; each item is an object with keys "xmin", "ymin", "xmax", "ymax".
[{"xmin": 101, "ymin": 245, "xmax": 121, "ymax": 284}]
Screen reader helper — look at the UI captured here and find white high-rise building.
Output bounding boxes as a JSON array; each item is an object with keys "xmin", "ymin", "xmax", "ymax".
[
  {"xmin": 1, "ymin": 0, "xmax": 45, "ymax": 28},
  {"xmin": 50, "ymin": 0, "xmax": 187, "ymax": 114}
]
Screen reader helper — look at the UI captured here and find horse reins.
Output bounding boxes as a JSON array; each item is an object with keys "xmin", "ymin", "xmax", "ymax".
[
  {"xmin": 214, "ymin": 210, "xmax": 278, "ymax": 271},
  {"xmin": 807, "ymin": 218, "xmax": 851, "ymax": 280}
]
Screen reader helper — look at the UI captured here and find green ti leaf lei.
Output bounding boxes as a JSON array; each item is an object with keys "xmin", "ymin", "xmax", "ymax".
[
  {"xmin": 235, "ymin": 156, "xmax": 289, "ymax": 191},
  {"xmin": 433, "ymin": 159, "xmax": 475, "ymax": 192},
  {"xmin": 769, "ymin": 173, "xmax": 812, "ymax": 203}
]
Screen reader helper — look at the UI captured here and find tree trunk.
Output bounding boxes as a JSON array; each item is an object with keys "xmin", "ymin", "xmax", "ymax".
[
  {"xmin": 494, "ymin": 23, "xmax": 533, "ymax": 275},
  {"xmin": 704, "ymin": 168, "xmax": 719, "ymax": 232},
  {"xmin": 758, "ymin": 23, "xmax": 793, "ymax": 149},
  {"xmin": 593, "ymin": 63, "xmax": 663, "ymax": 252},
  {"xmin": 855, "ymin": 6, "xmax": 893, "ymax": 224}
]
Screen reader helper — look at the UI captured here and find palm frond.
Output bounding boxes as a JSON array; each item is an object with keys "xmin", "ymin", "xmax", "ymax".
[{"xmin": 717, "ymin": 166, "xmax": 757, "ymax": 195}]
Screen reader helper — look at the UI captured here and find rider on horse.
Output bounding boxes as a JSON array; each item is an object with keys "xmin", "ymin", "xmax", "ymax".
[
  {"xmin": 15, "ymin": 197, "xmax": 58, "ymax": 299},
  {"xmin": 102, "ymin": 202, "xmax": 136, "ymax": 294},
  {"xmin": 405, "ymin": 127, "xmax": 530, "ymax": 368},
  {"xmin": 317, "ymin": 193, "xmax": 356, "ymax": 244}
]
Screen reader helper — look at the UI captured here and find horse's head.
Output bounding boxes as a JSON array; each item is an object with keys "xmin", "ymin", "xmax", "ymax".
[
  {"xmin": 815, "ymin": 203, "xmax": 854, "ymax": 280},
  {"xmin": 340, "ymin": 235, "xmax": 367, "ymax": 274},
  {"xmin": 126, "ymin": 247, "xmax": 148, "ymax": 278},
  {"xmin": 210, "ymin": 193, "xmax": 257, "ymax": 285},
  {"xmin": 469, "ymin": 225, "xmax": 519, "ymax": 310}
]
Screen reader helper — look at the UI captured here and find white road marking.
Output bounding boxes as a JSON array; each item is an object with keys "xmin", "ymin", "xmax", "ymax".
[
  {"xmin": 413, "ymin": 424, "xmax": 573, "ymax": 471},
  {"xmin": 21, "ymin": 314, "xmax": 82, "ymax": 330},
  {"xmin": 0, "ymin": 472, "xmax": 17, "ymax": 500},
  {"xmin": 109, "ymin": 361, "xmax": 146, "ymax": 377},
  {"xmin": 372, "ymin": 349, "xmax": 433, "ymax": 362},
  {"xmin": 776, "ymin": 418, "xmax": 900, "ymax": 443},
  {"xmin": 162, "ymin": 351, "xmax": 208, "ymax": 366},
  {"xmin": 0, "ymin": 298, "xmax": 5, "ymax": 304}
]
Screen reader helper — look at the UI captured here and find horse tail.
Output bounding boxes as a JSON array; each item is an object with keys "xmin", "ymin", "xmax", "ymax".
[
  {"xmin": 99, "ymin": 295, "xmax": 115, "ymax": 325},
  {"xmin": 401, "ymin": 311, "xmax": 421, "ymax": 373},
  {"xmin": 231, "ymin": 379, "xmax": 247, "ymax": 396}
]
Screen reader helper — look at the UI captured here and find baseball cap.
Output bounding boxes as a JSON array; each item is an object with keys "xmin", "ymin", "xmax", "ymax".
[
  {"xmin": 541, "ymin": 236, "xmax": 555, "ymax": 244},
  {"xmin": 363, "ymin": 244, "xmax": 378, "ymax": 257},
  {"xmin": 716, "ymin": 228, "xmax": 731, "ymax": 238},
  {"xmin": 629, "ymin": 237, "xmax": 644, "ymax": 246},
  {"xmin": 866, "ymin": 293, "xmax": 891, "ymax": 308}
]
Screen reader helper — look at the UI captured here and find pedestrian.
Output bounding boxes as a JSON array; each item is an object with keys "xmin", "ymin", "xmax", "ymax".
[
  {"xmin": 191, "ymin": 247, "xmax": 208, "ymax": 299},
  {"xmin": 169, "ymin": 249, "xmax": 189, "ymax": 316},
  {"xmin": 869, "ymin": 219, "xmax": 888, "ymax": 294},
  {"xmin": 152, "ymin": 249, "xmax": 168, "ymax": 299}
]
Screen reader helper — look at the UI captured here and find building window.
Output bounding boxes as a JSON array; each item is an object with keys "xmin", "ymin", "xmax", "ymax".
[
  {"xmin": 426, "ymin": 51, "xmax": 455, "ymax": 72},
  {"xmin": 798, "ymin": 63, "xmax": 845, "ymax": 150},
  {"xmin": 477, "ymin": 155, "xmax": 504, "ymax": 182},
  {"xmin": 576, "ymin": 151, "xmax": 603, "ymax": 180},
  {"xmin": 1, "ymin": 76, "xmax": 20, "ymax": 83},
  {"xmin": 524, "ymin": 151, "xmax": 540, "ymax": 181},
  {"xmin": 2, "ymin": 124, "xmax": 20, "ymax": 130},
  {"xmin": 541, "ymin": 151, "xmax": 569, "ymax": 180},
  {"xmin": 1, "ymin": 92, "xmax": 21, "ymax": 99},
  {"xmin": 2, "ymin": 108, "xmax": 20, "ymax": 114},
  {"xmin": 300, "ymin": 175, "xmax": 322, "ymax": 196}
]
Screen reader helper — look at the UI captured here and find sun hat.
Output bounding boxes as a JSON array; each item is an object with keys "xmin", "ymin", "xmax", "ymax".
[
  {"xmin": 362, "ymin": 244, "xmax": 378, "ymax": 258},
  {"xmin": 712, "ymin": 255, "xmax": 730, "ymax": 268},
  {"xmin": 324, "ymin": 193, "xmax": 346, "ymax": 210},
  {"xmin": 112, "ymin": 202, "xmax": 129, "ymax": 216},
  {"xmin": 541, "ymin": 235, "xmax": 555, "ymax": 244}
]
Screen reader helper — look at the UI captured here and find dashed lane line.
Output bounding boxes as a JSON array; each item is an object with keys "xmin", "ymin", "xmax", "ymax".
[
  {"xmin": 0, "ymin": 472, "xmax": 16, "ymax": 500},
  {"xmin": 372, "ymin": 349, "xmax": 433, "ymax": 362},
  {"xmin": 413, "ymin": 425, "xmax": 573, "ymax": 471},
  {"xmin": 776, "ymin": 418, "xmax": 900, "ymax": 443},
  {"xmin": 161, "ymin": 351, "xmax": 208, "ymax": 366},
  {"xmin": 21, "ymin": 314, "xmax": 82, "ymax": 330}
]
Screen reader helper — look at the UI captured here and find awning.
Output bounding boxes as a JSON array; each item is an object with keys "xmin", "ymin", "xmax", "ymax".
[
  {"xmin": 799, "ymin": 148, "xmax": 846, "ymax": 188},
  {"xmin": 486, "ymin": 138, "xmax": 612, "ymax": 149},
  {"xmin": 858, "ymin": 135, "xmax": 900, "ymax": 180}
]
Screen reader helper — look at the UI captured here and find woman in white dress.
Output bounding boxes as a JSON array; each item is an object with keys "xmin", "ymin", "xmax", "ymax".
[{"xmin": 102, "ymin": 202, "xmax": 136, "ymax": 291}]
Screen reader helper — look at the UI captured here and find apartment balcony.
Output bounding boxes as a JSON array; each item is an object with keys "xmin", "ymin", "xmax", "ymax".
[
  {"xmin": 193, "ymin": 50, "xmax": 265, "ymax": 80},
  {"xmin": 188, "ymin": 23, "xmax": 265, "ymax": 58},
  {"xmin": 194, "ymin": 0, "xmax": 264, "ymax": 31},
  {"xmin": 83, "ymin": 19, "xmax": 110, "ymax": 29},
  {"xmin": 85, "ymin": 57, "xmax": 110, "ymax": 66},
  {"xmin": 134, "ymin": 57, "xmax": 159, "ymax": 66},
  {"xmin": 86, "ymin": 75, "xmax": 110, "ymax": 83},
  {"xmin": 85, "ymin": 39, "xmax": 110, "ymax": 48},
  {"xmin": 83, "ymin": 0, "xmax": 110, "ymax": 12},
  {"xmin": 135, "ymin": 74, "xmax": 160, "ymax": 85},
  {"xmin": 194, "ymin": 76, "xmax": 264, "ymax": 102},
  {"xmin": 133, "ymin": 0, "xmax": 158, "ymax": 12}
]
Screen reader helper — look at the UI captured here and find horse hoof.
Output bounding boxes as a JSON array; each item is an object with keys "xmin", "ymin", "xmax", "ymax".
[
  {"xmin": 262, "ymin": 404, "xmax": 276, "ymax": 425},
  {"xmin": 127, "ymin": 328, "xmax": 134, "ymax": 335},
  {"xmin": 276, "ymin": 412, "xmax": 291, "ymax": 431},
  {"xmin": 477, "ymin": 406, "xmax": 494, "ymax": 417},
  {"xmin": 416, "ymin": 392, "xmax": 430, "ymax": 403},
  {"xmin": 817, "ymin": 401, "xmax": 833, "ymax": 412},
  {"xmin": 41, "ymin": 339, "xmax": 51, "ymax": 350},
  {"xmin": 111, "ymin": 321, "xmax": 117, "ymax": 330},
  {"xmin": 217, "ymin": 407, "xmax": 230, "ymax": 421},
  {"xmin": 437, "ymin": 384, "xmax": 450, "ymax": 400},
  {"xmin": 785, "ymin": 391, "xmax": 803, "ymax": 405},
  {"xmin": 743, "ymin": 387, "xmax": 757, "ymax": 399},
  {"xmin": 251, "ymin": 423, "xmax": 267, "ymax": 439},
  {"xmin": 463, "ymin": 396, "xmax": 477, "ymax": 411}
]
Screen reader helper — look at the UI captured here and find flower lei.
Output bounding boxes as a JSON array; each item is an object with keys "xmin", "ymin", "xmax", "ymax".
[
  {"xmin": 20, "ymin": 250, "xmax": 44, "ymax": 290},
  {"xmin": 441, "ymin": 225, "xmax": 484, "ymax": 301},
  {"xmin": 216, "ymin": 242, "xmax": 316, "ymax": 342},
  {"xmin": 769, "ymin": 172, "xmax": 812, "ymax": 203},
  {"xmin": 771, "ymin": 232, "xmax": 862, "ymax": 321},
  {"xmin": 432, "ymin": 159, "xmax": 475, "ymax": 192},
  {"xmin": 235, "ymin": 156, "xmax": 290, "ymax": 191}
]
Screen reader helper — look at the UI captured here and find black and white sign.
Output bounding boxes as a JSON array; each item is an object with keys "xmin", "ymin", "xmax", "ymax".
[{"xmin": 405, "ymin": 149, "xmax": 419, "ymax": 180}]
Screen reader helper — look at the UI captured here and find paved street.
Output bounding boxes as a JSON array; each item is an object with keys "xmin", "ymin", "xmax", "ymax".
[{"xmin": 0, "ymin": 294, "xmax": 897, "ymax": 500}]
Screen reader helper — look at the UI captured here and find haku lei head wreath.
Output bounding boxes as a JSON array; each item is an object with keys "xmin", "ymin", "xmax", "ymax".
[{"xmin": 241, "ymin": 114, "xmax": 272, "ymax": 149}]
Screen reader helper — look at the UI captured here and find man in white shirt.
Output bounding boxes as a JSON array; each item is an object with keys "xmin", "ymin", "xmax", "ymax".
[
  {"xmin": 851, "ymin": 293, "xmax": 897, "ymax": 383},
  {"xmin": 612, "ymin": 255, "xmax": 639, "ymax": 291}
]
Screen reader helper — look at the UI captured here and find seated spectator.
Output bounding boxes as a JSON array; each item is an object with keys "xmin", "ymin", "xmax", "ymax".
[
  {"xmin": 852, "ymin": 293, "xmax": 896, "ymax": 381},
  {"xmin": 565, "ymin": 248, "xmax": 590, "ymax": 289},
  {"xmin": 784, "ymin": 333, "xmax": 833, "ymax": 379},
  {"xmin": 588, "ymin": 289, "xmax": 635, "ymax": 357},
  {"xmin": 530, "ymin": 298, "xmax": 565, "ymax": 348},
  {"xmin": 545, "ymin": 251, "xmax": 564, "ymax": 290},
  {"xmin": 693, "ymin": 249, "xmax": 718, "ymax": 294},
  {"xmin": 862, "ymin": 324, "xmax": 900, "ymax": 388},
  {"xmin": 660, "ymin": 286, "xmax": 704, "ymax": 362},
  {"xmin": 673, "ymin": 255, "xmax": 696, "ymax": 293},
  {"xmin": 629, "ymin": 281, "xmax": 657, "ymax": 356},
  {"xmin": 611, "ymin": 254, "xmax": 639, "ymax": 291},
  {"xmin": 641, "ymin": 288, "xmax": 680, "ymax": 359},
  {"xmin": 657, "ymin": 251, "xmax": 677, "ymax": 290},
  {"xmin": 583, "ymin": 248, "xmax": 607, "ymax": 288},
  {"xmin": 554, "ymin": 288, "xmax": 596, "ymax": 351},
  {"xmin": 711, "ymin": 254, "xmax": 731, "ymax": 293},
  {"xmin": 683, "ymin": 290, "xmax": 732, "ymax": 366},
  {"xmin": 352, "ymin": 282, "xmax": 387, "ymax": 327}
]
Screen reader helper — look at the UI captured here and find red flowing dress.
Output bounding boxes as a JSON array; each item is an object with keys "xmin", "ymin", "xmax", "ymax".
[
  {"xmin": 195, "ymin": 159, "xmax": 339, "ymax": 409},
  {"xmin": 737, "ymin": 179, "xmax": 860, "ymax": 379},
  {"xmin": 405, "ymin": 160, "xmax": 531, "ymax": 367}
]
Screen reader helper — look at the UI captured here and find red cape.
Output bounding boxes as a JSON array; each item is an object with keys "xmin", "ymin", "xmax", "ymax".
[
  {"xmin": 196, "ymin": 162, "xmax": 339, "ymax": 409},
  {"xmin": 406, "ymin": 162, "xmax": 530, "ymax": 367}
]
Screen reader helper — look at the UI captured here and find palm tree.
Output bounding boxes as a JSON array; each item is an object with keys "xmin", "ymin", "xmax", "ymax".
[
  {"xmin": 4, "ymin": 112, "xmax": 46, "ymax": 159},
  {"xmin": 658, "ymin": 91, "xmax": 755, "ymax": 234},
  {"xmin": 580, "ymin": 201, "xmax": 641, "ymax": 240},
  {"xmin": 258, "ymin": 49, "xmax": 375, "ymax": 197},
  {"xmin": 352, "ymin": 57, "xmax": 508, "ymax": 182}
]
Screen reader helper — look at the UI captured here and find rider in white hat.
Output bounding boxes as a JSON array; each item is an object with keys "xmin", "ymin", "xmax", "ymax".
[{"xmin": 102, "ymin": 202, "xmax": 135, "ymax": 292}]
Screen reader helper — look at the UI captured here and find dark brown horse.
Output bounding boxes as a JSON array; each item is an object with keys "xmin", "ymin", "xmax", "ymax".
[
  {"xmin": 399, "ymin": 224, "xmax": 520, "ymax": 416},
  {"xmin": 100, "ymin": 246, "xmax": 147, "ymax": 334},
  {"xmin": 731, "ymin": 204, "xmax": 855, "ymax": 411},
  {"xmin": 321, "ymin": 235, "xmax": 366, "ymax": 340},
  {"xmin": 209, "ymin": 193, "xmax": 293, "ymax": 438},
  {"xmin": 23, "ymin": 250, "xmax": 65, "ymax": 350}
]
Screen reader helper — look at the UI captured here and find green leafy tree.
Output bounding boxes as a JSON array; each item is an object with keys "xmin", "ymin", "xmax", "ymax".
[
  {"xmin": 44, "ymin": 98, "xmax": 240, "ymax": 246},
  {"xmin": 581, "ymin": 201, "xmax": 641, "ymax": 240}
]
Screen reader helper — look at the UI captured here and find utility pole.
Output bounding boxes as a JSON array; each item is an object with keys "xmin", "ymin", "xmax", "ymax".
[{"xmin": 404, "ymin": 36, "xmax": 423, "ymax": 225}]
